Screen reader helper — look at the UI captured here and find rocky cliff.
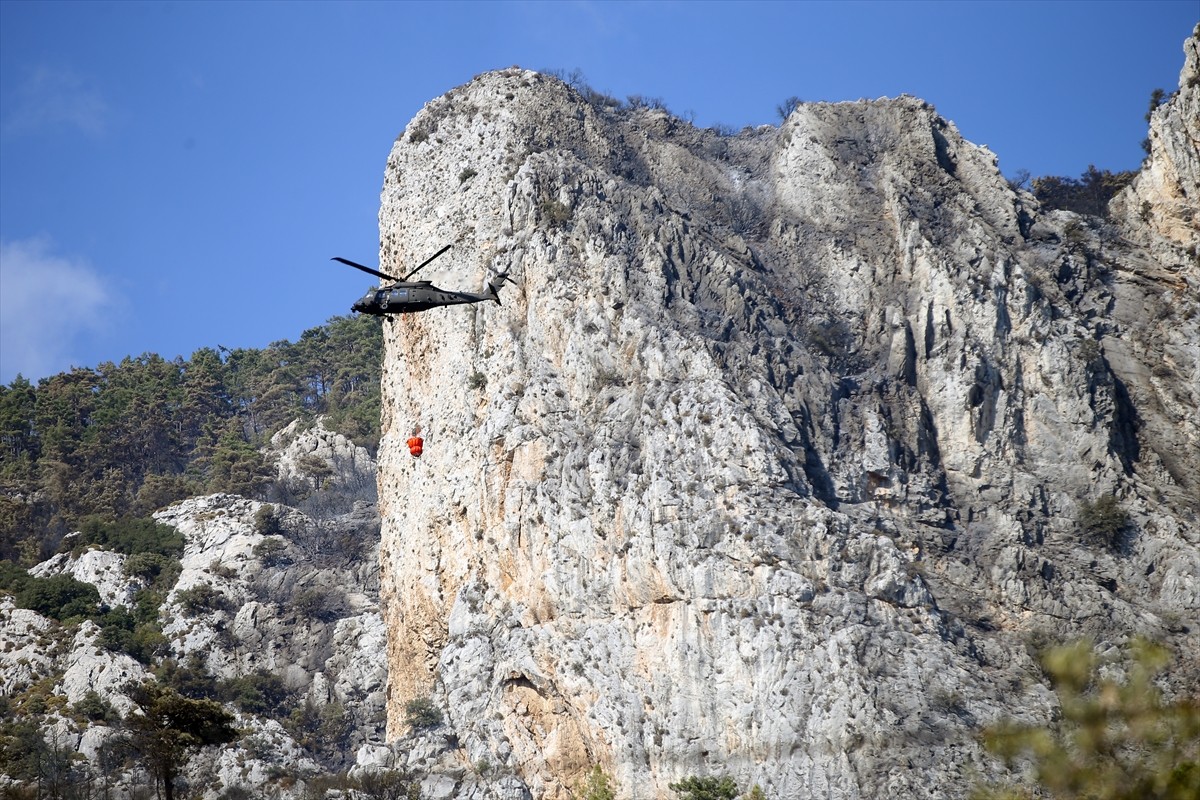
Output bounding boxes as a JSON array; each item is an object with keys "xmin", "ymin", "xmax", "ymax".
[{"xmin": 375, "ymin": 29, "xmax": 1200, "ymax": 800}]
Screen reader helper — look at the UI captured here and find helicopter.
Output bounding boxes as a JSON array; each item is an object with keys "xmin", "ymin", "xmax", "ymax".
[{"xmin": 333, "ymin": 244, "xmax": 514, "ymax": 316}]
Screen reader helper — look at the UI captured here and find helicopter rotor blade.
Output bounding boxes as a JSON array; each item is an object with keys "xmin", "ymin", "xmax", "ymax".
[
  {"xmin": 332, "ymin": 257, "xmax": 400, "ymax": 283},
  {"xmin": 401, "ymin": 243, "xmax": 453, "ymax": 281}
]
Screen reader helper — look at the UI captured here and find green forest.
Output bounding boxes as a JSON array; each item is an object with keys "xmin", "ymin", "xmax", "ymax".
[{"xmin": 0, "ymin": 314, "xmax": 383, "ymax": 564}]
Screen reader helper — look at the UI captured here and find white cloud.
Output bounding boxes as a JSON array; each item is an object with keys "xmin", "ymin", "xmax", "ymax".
[
  {"xmin": 0, "ymin": 238, "xmax": 119, "ymax": 383},
  {"xmin": 2, "ymin": 65, "xmax": 111, "ymax": 137}
]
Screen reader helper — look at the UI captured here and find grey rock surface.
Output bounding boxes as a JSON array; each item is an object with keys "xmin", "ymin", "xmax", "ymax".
[
  {"xmin": 29, "ymin": 548, "xmax": 140, "ymax": 609},
  {"xmin": 271, "ymin": 416, "xmax": 379, "ymax": 516},
  {"xmin": 153, "ymin": 492, "xmax": 386, "ymax": 749},
  {"xmin": 373, "ymin": 33, "xmax": 1199, "ymax": 800},
  {"xmin": 0, "ymin": 597, "xmax": 59, "ymax": 694}
]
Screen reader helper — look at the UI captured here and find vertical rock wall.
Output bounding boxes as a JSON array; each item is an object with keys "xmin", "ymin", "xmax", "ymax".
[{"xmin": 376, "ymin": 41, "xmax": 1198, "ymax": 800}]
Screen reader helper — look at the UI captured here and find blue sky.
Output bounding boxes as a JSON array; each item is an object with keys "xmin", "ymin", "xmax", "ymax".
[{"xmin": 1, "ymin": 0, "xmax": 1196, "ymax": 384}]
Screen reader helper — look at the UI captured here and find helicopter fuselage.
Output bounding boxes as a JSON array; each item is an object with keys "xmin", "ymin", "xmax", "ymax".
[
  {"xmin": 335, "ymin": 247, "xmax": 510, "ymax": 315},
  {"xmin": 351, "ymin": 281, "xmax": 491, "ymax": 315}
]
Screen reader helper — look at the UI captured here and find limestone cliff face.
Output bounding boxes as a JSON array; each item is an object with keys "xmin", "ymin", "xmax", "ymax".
[
  {"xmin": 1108, "ymin": 23, "xmax": 1200, "ymax": 510},
  {"xmin": 376, "ymin": 35, "xmax": 1199, "ymax": 800},
  {"xmin": 1112, "ymin": 24, "xmax": 1200, "ymax": 257}
]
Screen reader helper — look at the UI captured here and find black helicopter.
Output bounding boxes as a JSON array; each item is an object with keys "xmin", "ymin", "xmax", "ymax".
[{"xmin": 333, "ymin": 244, "xmax": 513, "ymax": 316}]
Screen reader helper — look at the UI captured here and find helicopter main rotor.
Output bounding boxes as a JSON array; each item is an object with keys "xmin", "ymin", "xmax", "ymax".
[
  {"xmin": 332, "ymin": 243, "xmax": 453, "ymax": 283},
  {"xmin": 332, "ymin": 257, "xmax": 399, "ymax": 282}
]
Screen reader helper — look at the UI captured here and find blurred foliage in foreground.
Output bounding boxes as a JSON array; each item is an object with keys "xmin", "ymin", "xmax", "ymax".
[{"xmin": 975, "ymin": 638, "xmax": 1199, "ymax": 800}]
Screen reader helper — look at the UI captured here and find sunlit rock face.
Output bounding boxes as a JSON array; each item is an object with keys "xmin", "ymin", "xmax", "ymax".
[
  {"xmin": 272, "ymin": 416, "xmax": 379, "ymax": 509},
  {"xmin": 1112, "ymin": 24, "xmax": 1200, "ymax": 258},
  {"xmin": 30, "ymin": 548, "xmax": 139, "ymax": 608},
  {"xmin": 375, "ymin": 34, "xmax": 1199, "ymax": 800},
  {"xmin": 153, "ymin": 492, "xmax": 386, "ymax": 742},
  {"xmin": 0, "ymin": 597, "xmax": 60, "ymax": 695}
]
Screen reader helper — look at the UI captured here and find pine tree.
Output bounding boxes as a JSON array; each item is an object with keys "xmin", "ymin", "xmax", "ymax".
[
  {"xmin": 124, "ymin": 680, "xmax": 240, "ymax": 800},
  {"xmin": 576, "ymin": 764, "xmax": 617, "ymax": 800}
]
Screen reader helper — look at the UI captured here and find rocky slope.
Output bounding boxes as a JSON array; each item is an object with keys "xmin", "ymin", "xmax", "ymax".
[
  {"xmin": 374, "ymin": 29, "xmax": 1200, "ymax": 800},
  {"xmin": 1, "ymin": 419, "xmax": 389, "ymax": 797}
]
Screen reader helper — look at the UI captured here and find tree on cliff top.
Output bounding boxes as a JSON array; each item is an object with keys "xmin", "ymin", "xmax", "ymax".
[{"xmin": 1032, "ymin": 165, "xmax": 1136, "ymax": 219}]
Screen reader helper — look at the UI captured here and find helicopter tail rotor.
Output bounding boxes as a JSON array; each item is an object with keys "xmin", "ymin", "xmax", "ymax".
[{"xmin": 487, "ymin": 271, "xmax": 515, "ymax": 305}]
